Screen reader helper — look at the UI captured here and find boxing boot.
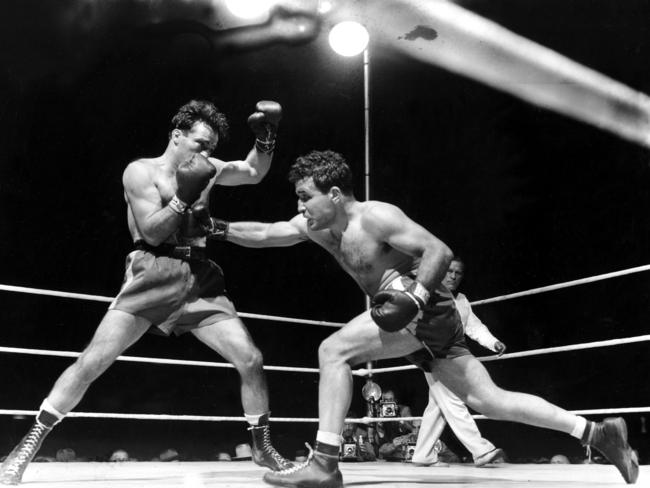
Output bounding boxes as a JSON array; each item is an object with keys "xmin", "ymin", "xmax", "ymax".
[
  {"xmin": 582, "ymin": 417, "xmax": 638, "ymax": 484},
  {"xmin": 249, "ymin": 414, "xmax": 293, "ymax": 471},
  {"xmin": 0, "ymin": 409, "xmax": 59, "ymax": 485},
  {"xmin": 263, "ymin": 442, "xmax": 342, "ymax": 488}
]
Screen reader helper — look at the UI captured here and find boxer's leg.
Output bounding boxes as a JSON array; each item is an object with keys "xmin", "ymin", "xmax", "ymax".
[
  {"xmin": 192, "ymin": 317, "xmax": 292, "ymax": 471},
  {"xmin": 1, "ymin": 310, "xmax": 150, "ymax": 485}
]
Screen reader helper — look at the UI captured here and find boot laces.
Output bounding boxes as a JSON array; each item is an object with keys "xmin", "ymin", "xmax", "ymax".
[
  {"xmin": 4, "ymin": 423, "xmax": 48, "ymax": 476},
  {"xmin": 274, "ymin": 443, "xmax": 314, "ymax": 476},
  {"xmin": 250, "ymin": 424, "xmax": 292, "ymax": 469}
]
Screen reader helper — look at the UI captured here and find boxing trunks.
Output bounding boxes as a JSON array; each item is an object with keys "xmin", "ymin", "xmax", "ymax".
[
  {"xmin": 109, "ymin": 240, "xmax": 237, "ymax": 335},
  {"xmin": 383, "ymin": 275, "xmax": 471, "ymax": 368}
]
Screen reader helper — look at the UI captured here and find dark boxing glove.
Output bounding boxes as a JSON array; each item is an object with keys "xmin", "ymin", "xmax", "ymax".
[
  {"xmin": 248, "ymin": 100, "xmax": 282, "ymax": 154},
  {"xmin": 191, "ymin": 203, "xmax": 229, "ymax": 240},
  {"xmin": 370, "ymin": 280, "xmax": 430, "ymax": 332},
  {"xmin": 171, "ymin": 154, "xmax": 217, "ymax": 213}
]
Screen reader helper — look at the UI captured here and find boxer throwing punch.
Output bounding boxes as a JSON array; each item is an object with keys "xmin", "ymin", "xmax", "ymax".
[{"xmin": 195, "ymin": 150, "xmax": 638, "ymax": 487}]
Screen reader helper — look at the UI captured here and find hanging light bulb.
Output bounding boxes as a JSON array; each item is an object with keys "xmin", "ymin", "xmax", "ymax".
[{"xmin": 328, "ymin": 20, "xmax": 369, "ymax": 57}]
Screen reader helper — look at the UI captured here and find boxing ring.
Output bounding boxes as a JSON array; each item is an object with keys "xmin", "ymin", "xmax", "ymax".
[
  {"xmin": 0, "ymin": 263, "xmax": 648, "ymax": 487},
  {"xmin": 3, "ymin": 460, "xmax": 643, "ymax": 487}
]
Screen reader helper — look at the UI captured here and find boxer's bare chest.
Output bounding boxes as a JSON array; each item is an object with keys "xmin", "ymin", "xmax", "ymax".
[
  {"xmin": 321, "ymin": 222, "xmax": 390, "ymax": 279},
  {"xmin": 153, "ymin": 171, "xmax": 177, "ymax": 206}
]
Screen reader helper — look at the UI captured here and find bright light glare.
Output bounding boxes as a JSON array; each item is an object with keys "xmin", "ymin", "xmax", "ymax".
[
  {"xmin": 224, "ymin": 0, "xmax": 272, "ymax": 19},
  {"xmin": 318, "ymin": 0, "xmax": 334, "ymax": 14},
  {"xmin": 328, "ymin": 21, "xmax": 369, "ymax": 57}
]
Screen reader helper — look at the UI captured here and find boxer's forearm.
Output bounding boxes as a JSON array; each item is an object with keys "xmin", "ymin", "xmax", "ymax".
[
  {"xmin": 227, "ymin": 221, "xmax": 306, "ymax": 248},
  {"xmin": 414, "ymin": 241, "xmax": 453, "ymax": 291},
  {"xmin": 136, "ymin": 206, "xmax": 185, "ymax": 246}
]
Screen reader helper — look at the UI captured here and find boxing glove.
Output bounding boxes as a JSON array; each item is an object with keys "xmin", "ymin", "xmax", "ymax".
[
  {"xmin": 173, "ymin": 154, "xmax": 217, "ymax": 211},
  {"xmin": 248, "ymin": 100, "xmax": 282, "ymax": 153},
  {"xmin": 191, "ymin": 203, "xmax": 229, "ymax": 240},
  {"xmin": 370, "ymin": 280, "xmax": 430, "ymax": 332}
]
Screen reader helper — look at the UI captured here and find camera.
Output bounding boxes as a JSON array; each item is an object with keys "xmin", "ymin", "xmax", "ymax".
[
  {"xmin": 379, "ymin": 400, "xmax": 397, "ymax": 417},
  {"xmin": 405, "ymin": 443, "xmax": 417, "ymax": 461},
  {"xmin": 340, "ymin": 442, "xmax": 359, "ymax": 461}
]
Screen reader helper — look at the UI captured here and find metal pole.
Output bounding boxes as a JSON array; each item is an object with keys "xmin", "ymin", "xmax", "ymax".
[
  {"xmin": 363, "ymin": 48, "xmax": 371, "ymax": 204},
  {"xmin": 363, "ymin": 46, "xmax": 374, "ymax": 377}
]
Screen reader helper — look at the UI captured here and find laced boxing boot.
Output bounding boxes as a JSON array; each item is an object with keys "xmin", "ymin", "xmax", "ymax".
[
  {"xmin": 582, "ymin": 417, "xmax": 638, "ymax": 484},
  {"xmin": 263, "ymin": 442, "xmax": 343, "ymax": 488},
  {"xmin": 249, "ymin": 414, "xmax": 294, "ymax": 471},
  {"xmin": 0, "ymin": 409, "xmax": 60, "ymax": 485}
]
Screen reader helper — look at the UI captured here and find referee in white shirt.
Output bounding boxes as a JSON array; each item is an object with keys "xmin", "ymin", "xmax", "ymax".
[{"xmin": 412, "ymin": 257, "xmax": 507, "ymax": 467}]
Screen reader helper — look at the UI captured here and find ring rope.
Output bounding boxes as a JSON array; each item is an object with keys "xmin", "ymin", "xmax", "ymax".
[
  {"xmin": 3, "ymin": 262, "xmax": 650, "ymax": 328},
  {"xmin": 1, "ymin": 270, "xmax": 647, "ymax": 387},
  {"xmin": 470, "ymin": 263, "xmax": 650, "ymax": 306},
  {"xmin": 1, "ymin": 409, "xmax": 648, "ymax": 423},
  {"xmin": 1, "ymin": 273, "xmax": 646, "ymax": 433},
  {"xmin": 354, "ymin": 334, "xmax": 650, "ymax": 374},
  {"xmin": 0, "ymin": 284, "xmax": 345, "ymax": 328},
  {"xmin": 0, "ymin": 346, "xmax": 323, "ymax": 375},
  {"xmin": 0, "ymin": 410, "xmax": 317, "ymax": 422},
  {"xmin": 2, "ymin": 333, "xmax": 648, "ymax": 376}
]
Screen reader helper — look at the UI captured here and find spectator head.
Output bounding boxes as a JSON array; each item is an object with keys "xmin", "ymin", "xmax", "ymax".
[
  {"xmin": 381, "ymin": 390, "xmax": 396, "ymax": 403},
  {"xmin": 550, "ymin": 454, "xmax": 570, "ymax": 464},
  {"xmin": 109, "ymin": 449, "xmax": 129, "ymax": 462},
  {"xmin": 55, "ymin": 447, "xmax": 76, "ymax": 462},
  {"xmin": 442, "ymin": 257, "xmax": 465, "ymax": 293},
  {"xmin": 216, "ymin": 452, "xmax": 232, "ymax": 461},
  {"xmin": 159, "ymin": 448, "xmax": 179, "ymax": 462},
  {"xmin": 233, "ymin": 443, "xmax": 253, "ymax": 460}
]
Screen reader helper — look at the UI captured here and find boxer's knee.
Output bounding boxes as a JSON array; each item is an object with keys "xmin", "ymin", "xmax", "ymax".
[
  {"xmin": 232, "ymin": 344, "xmax": 264, "ymax": 376},
  {"xmin": 318, "ymin": 336, "xmax": 347, "ymax": 367},
  {"xmin": 467, "ymin": 386, "xmax": 509, "ymax": 420}
]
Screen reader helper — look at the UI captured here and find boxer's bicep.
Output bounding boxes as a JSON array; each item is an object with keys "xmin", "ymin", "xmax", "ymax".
[{"xmin": 123, "ymin": 162, "xmax": 163, "ymax": 225}]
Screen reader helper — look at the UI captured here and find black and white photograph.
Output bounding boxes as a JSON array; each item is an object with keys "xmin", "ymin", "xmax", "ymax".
[{"xmin": 0, "ymin": 1, "xmax": 649, "ymax": 486}]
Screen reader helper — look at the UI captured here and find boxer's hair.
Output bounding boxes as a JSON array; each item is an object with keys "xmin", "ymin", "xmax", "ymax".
[
  {"xmin": 289, "ymin": 150, "xmax": 354, "ymax": 194},
  {"xmin": 170, "ymin": 100, "xmax": 229, "ymax": 142}
]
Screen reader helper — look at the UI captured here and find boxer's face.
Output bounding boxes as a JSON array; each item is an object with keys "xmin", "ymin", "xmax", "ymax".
[
  {"xmin": 442, "ymin": 260, "xmax": 464, "ymax": 292},
  {"xmin": 295, "ymin": 177, "xmax": 337, "ymax": 231},
  {"xmin": 173, "ymin": 121, "xmax": 218, "ymax": 160}
]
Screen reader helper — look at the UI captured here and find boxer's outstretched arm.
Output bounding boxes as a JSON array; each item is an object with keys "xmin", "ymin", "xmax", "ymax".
[{"xmin": 227, "ymin": 214, "xmax": 309, "ymax": 248}]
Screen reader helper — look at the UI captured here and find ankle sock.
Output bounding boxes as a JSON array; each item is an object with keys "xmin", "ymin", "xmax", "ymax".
[
  {"xmin": 37, "ymin": 399, "xmax": 65, "ymax": 428},
  {"xmin": 245, "ymin": 412, "xmax": 269, "ymax": 426}
]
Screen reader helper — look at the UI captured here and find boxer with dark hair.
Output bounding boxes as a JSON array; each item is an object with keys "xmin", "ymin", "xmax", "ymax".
[
  {"xmin": 0, "ymin": 99, "xmax": 289, "ymax": 486},
  {"xmin": 200, "ymin": 149, "xmax": 638, "ymax": 487}
]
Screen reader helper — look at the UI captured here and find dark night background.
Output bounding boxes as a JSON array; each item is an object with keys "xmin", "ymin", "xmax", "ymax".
[{"xmin": 1, "ymin": 0, "xmax": 649, "ymax": 464}]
